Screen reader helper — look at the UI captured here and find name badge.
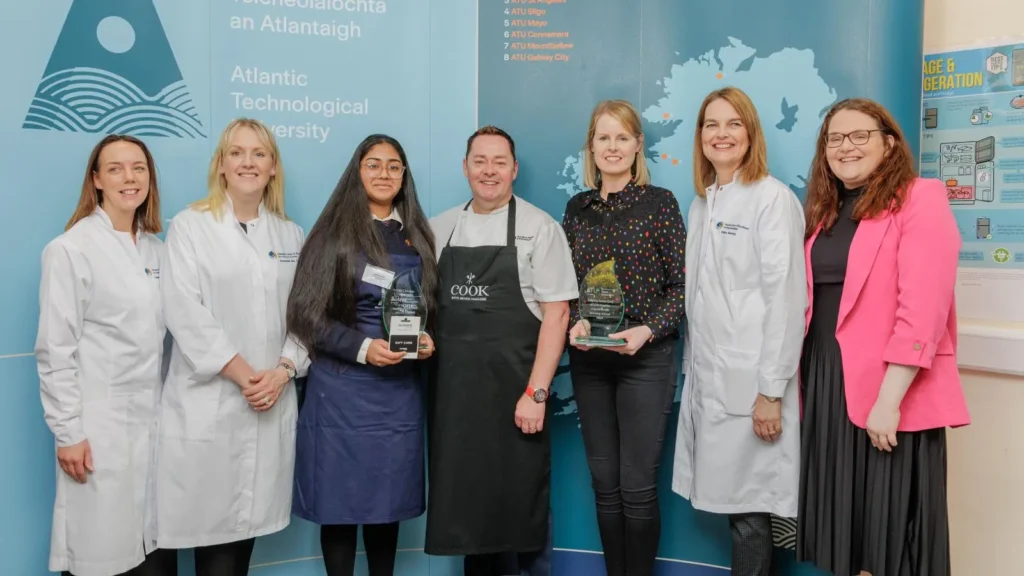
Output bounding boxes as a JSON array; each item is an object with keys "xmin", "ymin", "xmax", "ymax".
[{"xmin": 362, "ymin": 264, "xmax": 395, "ymax": 289}]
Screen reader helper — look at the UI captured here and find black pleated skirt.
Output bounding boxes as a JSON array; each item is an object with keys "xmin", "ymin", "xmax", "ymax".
[{"xmin": 796, "ymin": 284, "xmax": 951, "ymax": 576}]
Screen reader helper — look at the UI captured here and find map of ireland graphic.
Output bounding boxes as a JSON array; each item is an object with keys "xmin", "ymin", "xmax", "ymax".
[{"xmin": 23, "ymin": 0, "xmax": 204, "ymax": 138}]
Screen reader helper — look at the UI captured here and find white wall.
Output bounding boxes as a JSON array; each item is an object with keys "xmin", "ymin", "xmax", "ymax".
[{"xmin": 923, "ymin": 2, "xmax": 1024, "ymax": 573}]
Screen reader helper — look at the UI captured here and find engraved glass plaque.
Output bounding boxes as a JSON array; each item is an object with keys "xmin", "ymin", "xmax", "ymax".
[
  {"xmin": 574, "ymin": 258, "xmax": 626, "ymax": 347},
  {"xmin": 382, "ymin": 267, "xmax": 427, "ymax": 358}
]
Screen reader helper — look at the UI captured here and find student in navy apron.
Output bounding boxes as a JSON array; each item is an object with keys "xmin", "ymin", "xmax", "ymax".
[
  {"xmin": 285, "ymin": 134, "xmax": 439, "ymax": 576},
  {"xmin": 425, "ymin": 126, "xmax": 578, "ymax": 576}
]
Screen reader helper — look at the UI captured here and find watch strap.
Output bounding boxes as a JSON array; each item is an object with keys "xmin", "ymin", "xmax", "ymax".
[
  {"xmin": 279, "ymin": 362, "xmax": 296, "ymax": 379},
  {"xmin": 525, "ymin": 385, "xmax": 547, "ymax": 402}
]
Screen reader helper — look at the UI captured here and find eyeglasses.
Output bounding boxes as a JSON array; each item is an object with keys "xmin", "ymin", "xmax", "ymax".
[
  {"xmin": 826, "ymin": 129, "xmax": 885, "ymax": 148},
  {"xmin": 361, "ymin": 161, "xmax": 406, "ymax": 179}
]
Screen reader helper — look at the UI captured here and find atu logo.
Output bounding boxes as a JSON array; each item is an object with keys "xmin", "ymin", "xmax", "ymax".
[{"xmin": 22, "ymin": 0, "xmax": 204, "ymax": 138}]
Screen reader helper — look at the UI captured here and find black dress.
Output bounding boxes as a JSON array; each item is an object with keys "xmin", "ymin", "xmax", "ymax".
[{"xmin": 796, "ymin": 185, "xmax": 951, "ymax": 576}]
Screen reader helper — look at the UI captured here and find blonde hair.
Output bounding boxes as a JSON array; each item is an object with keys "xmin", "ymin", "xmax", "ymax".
[
  {"xmin": 192, "ymin": 118, "xmax": 288, "ymax": 219},
  {"xmin": 582, "ymin": 99, "xmax": 650, "ymax": 190},
  {"xmin": 692, "ymin": 87, "xmax": 768, "ymax": 198}
]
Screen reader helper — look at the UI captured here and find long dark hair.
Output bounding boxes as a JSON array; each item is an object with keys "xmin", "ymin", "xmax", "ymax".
[{"xmin": 287, "ymin": 134, "xmax": 438, "ymax": 352}]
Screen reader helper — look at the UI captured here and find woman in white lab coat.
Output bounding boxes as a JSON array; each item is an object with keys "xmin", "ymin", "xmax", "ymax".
[
  {"xmin": 155, "ymin": 118, "xmax": 307, "ymax": 575},
  {"xmin": 36, "ymin": 134, "xmax": 177, "ymax": 576},
  {"xmin": 671, "ymin": 87, "xmax": 807, "ymax": 576}
]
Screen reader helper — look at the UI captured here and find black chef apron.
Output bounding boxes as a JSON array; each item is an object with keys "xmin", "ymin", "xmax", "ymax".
[{"xmin": 425, "ymin": 196, "xmax": 549, "ymax": 556}]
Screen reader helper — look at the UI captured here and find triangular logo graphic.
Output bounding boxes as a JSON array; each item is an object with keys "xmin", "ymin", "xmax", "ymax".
[{"xmin": 23, "ymin": 0, "xmax": 204, "ymax": 138}]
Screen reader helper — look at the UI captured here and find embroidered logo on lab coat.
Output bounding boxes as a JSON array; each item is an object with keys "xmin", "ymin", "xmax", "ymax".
[
  {"xmin": 716, "ymin": 221, "xmax": 750, "ymax": 236},
  {"xmin": 268, "ymin": 250, "xmax": 299, "ymax": 263}
]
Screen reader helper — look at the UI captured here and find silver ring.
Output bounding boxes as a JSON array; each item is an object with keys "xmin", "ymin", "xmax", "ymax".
[{"xmin": 263, "ymin": 396, "xmax": 271, "ymax": 406}]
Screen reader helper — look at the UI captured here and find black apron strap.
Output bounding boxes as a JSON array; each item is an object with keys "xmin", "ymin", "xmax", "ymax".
[
  {"xmin": 445, "ymin": 200, "xmax": 474, "ymax": 248},
  {"xmin": 506, "ymin": 196, "xmax": 517, "ymax": 246}
]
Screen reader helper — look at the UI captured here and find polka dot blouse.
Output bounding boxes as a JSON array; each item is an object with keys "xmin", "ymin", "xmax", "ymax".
[{"xmin": 561, "ymin": 182, "xmax": 687, "ymax": 340}]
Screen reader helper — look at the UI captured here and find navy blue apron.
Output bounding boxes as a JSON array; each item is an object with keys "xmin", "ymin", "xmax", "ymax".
[
  {"xmin": 425, "ymin": 197, "xmax": 549, "ymax": 555},
  {"xmin": 292, "ymin": 251, "xmax": 425, "ymax": 524}
]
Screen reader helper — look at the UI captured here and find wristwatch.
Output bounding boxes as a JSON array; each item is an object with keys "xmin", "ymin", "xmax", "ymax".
[
  {"xmin": 525, "ymin": 385, "xmax": 548, "ymax": 403},
  {"xmin": 279, "ymin": 362, "xmax": 297, "ymax": 380}
]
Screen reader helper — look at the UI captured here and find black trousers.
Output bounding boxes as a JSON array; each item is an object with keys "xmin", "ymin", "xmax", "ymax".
[
  {"xmin": 729, "ymin": 513, "xmax": 776, "ymax": 576},
  {"xmin": 321, "ymin": 523, "xmax": 400, "ymax": 576},
  {"xmin": 62, "ymin": 547, "xmax": 178, "ymax": 576},
  {"xmin": 194, "ymin": 538, "xmax": 256, "ymax": 576},
  {"xmin": 568, "ymin": 337, "xmax": 678, "ymax": 576}
]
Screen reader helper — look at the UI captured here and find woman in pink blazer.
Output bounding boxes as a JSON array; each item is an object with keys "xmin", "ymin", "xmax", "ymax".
[{"xmin": 795, "ymin": 98, "xmax": 970, "ymax": 576}]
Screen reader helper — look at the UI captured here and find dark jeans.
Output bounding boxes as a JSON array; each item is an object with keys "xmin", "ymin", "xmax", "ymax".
[
  {"xmin": 569, "ymin": 337, "xmax": 679, "ymax": 576},
  {"xmin": 463, "ymin": 510, "xmax": 553, "ymax": 576},
  {"xmin": 62, "ymin": 547, "xmax": 178, "ymax": 576},
  {"xmin": 321, "ymin": 523, "xmax": 401, "ymax": 576}
]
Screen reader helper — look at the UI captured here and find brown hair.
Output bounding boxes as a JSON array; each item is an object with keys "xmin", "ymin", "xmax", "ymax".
[
  {"xmin": 692, "ymin": 87, "xmax": 768, "ymax": 198},
  {"xmin": 582, "ymin": 99, "xmax": 650, "ymax": 189},
  {"xmin": 804, "ymin": 98, "xmax": 917, "ymax": 237},
  {"xmin": 66, "ymin": 134, "xmax": 162, "ymax": 233},
  {"xmin": 193, "ymin": 118, "xmax": 288, "ymax": 220},
  {"xmin": 466, "ymin": 125, "xmax": 516, "ymax": 161}
]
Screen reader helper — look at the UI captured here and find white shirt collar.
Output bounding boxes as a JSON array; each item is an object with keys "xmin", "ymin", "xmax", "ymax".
[
  {"xmin": 223, "ymin": 191, "xmax": 266, "ymax": 224},
  {"xmin": 373, "ymin": 207, "xmax": 404, "ymax": 228}
]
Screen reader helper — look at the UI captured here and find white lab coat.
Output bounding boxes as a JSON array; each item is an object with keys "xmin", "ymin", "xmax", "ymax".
[
  {"xmin": 155, "ymin": 199, "xmax": 307, "ymax": 548},
  {"xmin": 672, "ymin": 175, "xmax": 807, "ymax": 517},
  {"xmin": 35, "ymin": 207, "xmax": 165, "ymax": 576}
]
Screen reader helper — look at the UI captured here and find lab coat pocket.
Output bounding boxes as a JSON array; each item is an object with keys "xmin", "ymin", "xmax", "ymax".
[
  {"xmin": 712, "ymin": 346, "xmax": 759, "ymax": 416},
  {"xmin": 162, "ymin": 380, "xmax": 221, "ymax": 442},
  {"xmin": 81, "ymin": 397, "xmax": 129, "ymax": 472}
]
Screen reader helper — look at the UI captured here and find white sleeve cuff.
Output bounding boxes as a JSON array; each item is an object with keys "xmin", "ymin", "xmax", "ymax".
[
  {"xmin": 55, "ymin": 420, "xmax": 86, "ymax": 448},
  {"xmin": 356, "ymin": 338, "xmax": 372, "ymax": 364}
]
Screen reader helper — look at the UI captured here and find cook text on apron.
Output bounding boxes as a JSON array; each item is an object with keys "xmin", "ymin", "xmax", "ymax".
[
  {"xmin": 292, "ymin": 250, "xmax": 426, "ymax": 525},
  {"xmin": 425, "ymin": 196, "xmax": 549, "ymax": 555}
]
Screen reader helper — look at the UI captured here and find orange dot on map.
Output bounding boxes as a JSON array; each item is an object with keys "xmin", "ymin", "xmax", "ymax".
[
  {"xmin": 661, "ymin": 153, "xmax": 668, "ymax": 159},
  {"xmin": 672, "ymin": 158, "xmax": 679, "ymax": 165},
  {"xmin": 662, "ymin": 112, "xmax": 670, "ymax": 119},
  {"xmin": 717, "ymin": 72, "xmax": 724, "ymax": 79}
]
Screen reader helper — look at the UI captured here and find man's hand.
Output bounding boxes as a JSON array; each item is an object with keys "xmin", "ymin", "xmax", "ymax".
[
  {"xmin": 515, "ymin": 394, "xmax": 546, "ymax": 434},
  {"xmin": 752, "ymin": 394, "xmax": 782, "ymax": 443},
  {"xmin": 57, "ymin": 439, "xmax": 93, "ymax": 483},
  {"xmin": 246, "ymin": 367, "xmax": 289, "ymax": 411}
]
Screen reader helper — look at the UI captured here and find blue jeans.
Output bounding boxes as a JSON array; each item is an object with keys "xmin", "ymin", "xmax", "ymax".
[{"xmin": 463, "ymin": 510, "xmax": 553, "ymax": 576}]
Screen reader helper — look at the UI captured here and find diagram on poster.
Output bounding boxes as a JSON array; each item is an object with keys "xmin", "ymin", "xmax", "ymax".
[{"xmin": 922, "ymin": 38, "xmax": 1024, "ymax": 322}]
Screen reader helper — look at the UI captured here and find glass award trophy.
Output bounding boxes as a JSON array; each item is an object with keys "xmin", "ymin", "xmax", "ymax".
[
  {"xmin": 574, "ymin": 258, "xmax": 626, "ymax": 347},
  {"xmin": 381, "ymin": 267, "xmax": 427, "ymax": 359}
]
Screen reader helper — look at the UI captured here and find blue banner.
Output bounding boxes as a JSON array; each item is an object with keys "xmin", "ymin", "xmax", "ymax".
[{"xmin": 1, "ymin": 1, "xmax": 924, "ymax": 574}]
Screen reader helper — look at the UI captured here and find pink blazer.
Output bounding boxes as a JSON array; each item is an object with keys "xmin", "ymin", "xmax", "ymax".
[{"xmin": 804, "ymin": 177, "xmax": 970, "ymax": 432}]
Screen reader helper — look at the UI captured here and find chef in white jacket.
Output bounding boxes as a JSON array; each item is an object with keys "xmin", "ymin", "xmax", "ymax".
[
  {"xmin": 36, "ymin": 135, "xmax": 177, "ymax": 576},
  {"xmin": 155, "ymin": 118, "xmax": 307, "ymax": 575},
  {"xmin": 672, "ymin": 87, "xmax": 806, "ymax": 576}
]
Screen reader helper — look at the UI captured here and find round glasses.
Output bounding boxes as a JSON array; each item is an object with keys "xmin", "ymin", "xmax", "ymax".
[
  {"xmin": 361, "ymin": 161, "xmax": 406, "ymax": 179},
  {"xmin": 826, "ymin": 129, "xmax": 885, "ymax": 148}
]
